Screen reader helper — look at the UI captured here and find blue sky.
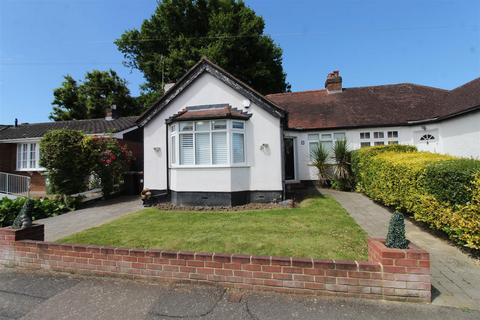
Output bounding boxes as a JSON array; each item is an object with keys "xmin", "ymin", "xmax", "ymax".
[{"xmin": 1, "ymin": 0, "xmax": 479, "ymax": 124}]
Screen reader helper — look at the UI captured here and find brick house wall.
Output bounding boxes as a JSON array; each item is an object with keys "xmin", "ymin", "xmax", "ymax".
[{"xmin": 0, "ymin": 143, "xmax": 46, "ymax": 193}]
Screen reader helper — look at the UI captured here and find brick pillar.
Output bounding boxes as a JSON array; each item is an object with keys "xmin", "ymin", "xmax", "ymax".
[
  {"xmin": 0, "ymin": 225, "xmax": 44, "ymax": 265},
  {"xmin": 368, "ymin": 238, "xmax": 431, "ymax": 301}
]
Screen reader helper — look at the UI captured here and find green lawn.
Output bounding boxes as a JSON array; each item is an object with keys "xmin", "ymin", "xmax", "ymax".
[{"xmin": 58, "ymin": 195, "xmax": 368, "ymax": 260}]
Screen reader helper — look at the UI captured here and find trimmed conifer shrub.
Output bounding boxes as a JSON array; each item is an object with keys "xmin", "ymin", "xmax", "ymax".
[{"xmin": 385, "ymin": 211, "xmax": 409, "ymax": 249}]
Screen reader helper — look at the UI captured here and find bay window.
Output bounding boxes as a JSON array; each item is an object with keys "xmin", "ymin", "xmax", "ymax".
[
  {"xmin": 171, "ymin": 119, "xmax": 246, "ymax": 166},
  {"xmin": 16, "ymin": 143, "xmax": 42, "ymax": 170}
]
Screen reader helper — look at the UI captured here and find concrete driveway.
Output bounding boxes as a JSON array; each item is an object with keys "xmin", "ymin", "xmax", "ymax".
[
  {"xmin": 36, "ymin": 196, "xmax": 143, "ymax": 241},
  {"xmin": 319, "ymin": 188, "xmax": 480, "ymax": 311},
  {"xmin": 0, "ymin": 270, "xmax": 479, "ymax": 320}
]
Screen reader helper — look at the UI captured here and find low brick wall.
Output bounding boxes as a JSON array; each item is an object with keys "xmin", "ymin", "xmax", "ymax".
[{"xmin": 0, "ymin": 225, "xmax": 431, "ymax": 302}]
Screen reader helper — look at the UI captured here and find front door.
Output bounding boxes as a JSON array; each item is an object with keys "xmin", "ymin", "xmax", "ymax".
[{"xmin": 284, "ymin": 137, "xmax": 295, "ymax": 181}]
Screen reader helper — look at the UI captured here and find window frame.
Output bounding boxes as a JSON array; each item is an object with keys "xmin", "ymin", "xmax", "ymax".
[
  {"xmin": 308, "ymin": 131, "xmax": 346, "ymax": 163},
  {"xmin": 170, "ymin": 119, "xmax": 246, "ymax": 168},
  {"xmin": 16, "ymin": 142, "xmax": 43, "ymax": 171}
]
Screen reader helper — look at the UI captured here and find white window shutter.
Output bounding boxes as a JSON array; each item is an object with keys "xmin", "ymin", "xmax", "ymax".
[
  {"xmin": 180, "ymin": 134, "xmax": 194, "ymax": 165},
  {"xmin": 195, "ymin": 133, "xmax": 210, "ymax": 165},
  {"xmin": 212, "ymin": 132, "xmax": 227, "ymax": 164},
  {"xmin": 232, "ymin": 133, "xmax": 245, "ymax": 163}
]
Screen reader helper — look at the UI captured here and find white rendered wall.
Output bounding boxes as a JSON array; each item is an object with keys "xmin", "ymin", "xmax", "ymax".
[
  {"xmin": 434, "ymin": 111, "xmax": 480, "ymax": 159},
  {"xmin": 143, "ymin": 72, "xmax": 283, "ymax": 192},
  {"xmin": 286, "ymin": 112, "xmax": 480, "ymax": 181}
]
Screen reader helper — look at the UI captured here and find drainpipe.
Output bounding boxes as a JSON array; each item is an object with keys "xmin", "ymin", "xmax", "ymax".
[
  {"xmin": 165, "ymin": 124, "xmax": 170, "ymax": 198},
  {"xmin": 280, "ymin": 119, "xmax": 286, "ymax": 200}
]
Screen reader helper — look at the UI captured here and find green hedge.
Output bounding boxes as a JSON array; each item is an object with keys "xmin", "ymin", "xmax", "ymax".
[
  {"xmin": 423, "ymin": 159, "xmax": 480, "ymax": 205},
  {"xmin": 351, "ymin": 145, "xmax": 480, "ymax": 250},
  {"xmin": 0, "ymin": 197, "xmax": 79, "ymax": 227}
]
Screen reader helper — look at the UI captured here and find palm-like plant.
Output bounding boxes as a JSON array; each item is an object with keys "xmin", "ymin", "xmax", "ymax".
[
  {"xmin": 333, "ymin": 139, "xmax": 353, "ymax": 190},
  {"xmin": 311, "ymin": 143, "xmax": 331, "ymax": 185}
]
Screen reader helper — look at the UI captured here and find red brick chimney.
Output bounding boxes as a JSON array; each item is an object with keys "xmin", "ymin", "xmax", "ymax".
[{"xmin": 325, "ymin": 70, "xmax": 342, "ymax": 93}]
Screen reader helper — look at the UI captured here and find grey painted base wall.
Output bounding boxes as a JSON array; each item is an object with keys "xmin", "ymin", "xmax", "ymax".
[{"xmin": 163, "ymin": 190, "xmax": 283, "ymax": 206}]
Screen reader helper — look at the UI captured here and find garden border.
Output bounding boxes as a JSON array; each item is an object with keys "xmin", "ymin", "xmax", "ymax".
[{"xmin": 0, "ymin": 225, "xmax": 431, "ymax": 302}]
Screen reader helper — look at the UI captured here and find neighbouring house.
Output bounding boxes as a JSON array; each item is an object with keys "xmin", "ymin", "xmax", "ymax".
[
  {"xmin": 0, "ymin": 113, "xmax": 143, "ymax": 196},
  {"xmin": 138, "ymin": 58, "xmax": 480, "ymax": 206}
]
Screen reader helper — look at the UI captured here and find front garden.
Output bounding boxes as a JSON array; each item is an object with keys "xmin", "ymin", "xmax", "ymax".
[{"xmin": 58, "ymin": 195, "xmax": 368, "ymax": 260}]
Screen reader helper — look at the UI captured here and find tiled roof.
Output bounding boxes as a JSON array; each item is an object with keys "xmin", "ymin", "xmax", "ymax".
[
  {"xmin": 166, "ymin": 104, "xmax": 251, "ymax": 123},
  {"xmin": 0, "ymin": 116, "xmax": 138, "ymax": 141},
  {"xmin": 266, "ymin": 79, "xmax": 480, "ymax": 130}
]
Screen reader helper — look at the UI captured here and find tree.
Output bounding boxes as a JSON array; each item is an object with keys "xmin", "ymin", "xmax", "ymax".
[
  {"xmin": 115, "ymin": 0, "xmax": 289, "ymax": 98},
  {"xmin": 50, "ymin": 70, "xmax": 140, "ymax": 121}
]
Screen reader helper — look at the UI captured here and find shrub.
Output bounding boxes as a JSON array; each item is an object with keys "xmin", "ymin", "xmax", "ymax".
[
  {"xmin": 423, "ymin": 159, "xmax": 480, "ymax": 205},
  {"xmin": 352, "ymin": 146, "xmax": 480, "ymax": 250},
  {"xmin": 84, "ymin": 136, "xmax": 134, "ymax": 197},
  {"xmin": 311, "ymin": 143, "xmax": 330, "ymax": 185},
  {"xmin": 351, "ymin": 144, "xmax": 417, "ymax": 192},
  {"xmin": 40, "ymin": 129, "xmax": 91, "ymax": 195},
  {"xmin": 332, "ymin": 139, "xmax": 354, "ymax": 191},
  {"xmin": 0, "ymin": 196, "xmax": 79, "ymax": 227},
  {"xmin": 385, "ymin": 211, "xmax": 409, "ymax": 249}
]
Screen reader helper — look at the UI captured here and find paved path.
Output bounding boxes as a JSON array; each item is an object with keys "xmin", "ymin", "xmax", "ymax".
[
  {"xmin": 36, "ymin": 196, "xmax": 143, "ymax": 241},
  {"xmin": 319, "ymin": 188, "xmax": 480, "ymax": 311},
  {"xmin": 0, "ymin": 270, "xmax": 479, "ymax": 320}
]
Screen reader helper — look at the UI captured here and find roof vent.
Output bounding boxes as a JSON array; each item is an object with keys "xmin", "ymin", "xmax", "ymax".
[{"xmin": 325, "ymin": 70, "xmax": 342, "ymax": 94}]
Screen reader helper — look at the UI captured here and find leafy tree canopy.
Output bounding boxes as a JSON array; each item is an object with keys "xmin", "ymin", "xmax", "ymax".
[
  {"xmin": 115, "ymin": 0, "xmax": 290, "ymax": 97},
  {"xmin": 50, "ymin": 70, "xmax": 140, "ymax": 121}
]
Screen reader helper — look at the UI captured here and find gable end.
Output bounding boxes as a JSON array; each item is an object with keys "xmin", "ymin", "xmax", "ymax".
[{"xmin": 137, "ymin": 59, "xmax": 285, "ymax": 127}]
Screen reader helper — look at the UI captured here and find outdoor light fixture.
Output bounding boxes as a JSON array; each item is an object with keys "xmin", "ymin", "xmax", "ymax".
[
  {"xmin": 260, "ymin": 143, "xmax": 269, "ymax": 150},
  {"xmin": 153, "ymin": 147, "xmax": 161, "ymax": 152},
  {"xmin": 242, "ymin": 99, "xmax": 251, "ymax": 108}
]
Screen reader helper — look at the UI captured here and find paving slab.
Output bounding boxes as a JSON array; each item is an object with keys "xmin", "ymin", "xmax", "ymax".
[
  {"xmin": 35, "ymin": 196, "xmax": 143, "ymax": 241},
  {"xmin": 319, "ymin": 188, "xmax": 480, "ymax": 311}
]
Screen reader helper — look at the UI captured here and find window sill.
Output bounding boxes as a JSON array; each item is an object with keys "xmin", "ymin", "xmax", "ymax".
[
  {"xmin": 170, "ymin": 164, "xmax": 250, "ymax": 169},
  {"xmin": 16, "ymin": 168, "xmax": 46, "ymax": 172}
]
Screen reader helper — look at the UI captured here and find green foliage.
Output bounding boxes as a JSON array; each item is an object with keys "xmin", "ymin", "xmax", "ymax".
[
  {"xmin": 40, "ymin": 129, "xmax": 133, "ymax": 198},
  {"xmin": 332, "ymin": 139, "xmax": 354, "ymax": 191},
  {"xmin": 40, "ymin": 129, "xmax": 92, "ymax": 195},
  {"xmin": 50, "ymin": 70, "xmax": 140, "ymax": 121},
  {"xmin": 352, "ymin": 146, "xmax": 480, "ymax": 250},
  {"xmin": 423, "ymin": 159, "xmax": 480, "ymax": 205},
  {"xmin": 0, "ymin": 196, "xmax": 79, "ymax": 227},
  {"xmin": 385, "ymin": 211, "xmax": 409, "ymax": 249},
  {"xmin": 311, "ymin": 143, "xmax": 330, "ymax": 185},
  {"xmin": 115, "ymin": 0, "xmax": 290, "ymax": 96},
  {"xmin": 84, "ymin": 136, "xmax": 134, "ymax": 197},
  {"xmin": 351, "ymin": 144, "xmax": 418, "ymax": 192}
]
